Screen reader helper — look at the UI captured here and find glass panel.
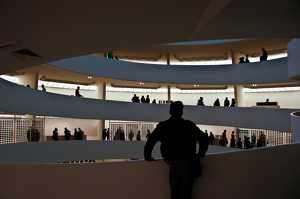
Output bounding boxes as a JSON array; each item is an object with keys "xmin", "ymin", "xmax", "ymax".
[{"xmin": 0, "ymin": 119, "xmax": 14, "ymax": 144}]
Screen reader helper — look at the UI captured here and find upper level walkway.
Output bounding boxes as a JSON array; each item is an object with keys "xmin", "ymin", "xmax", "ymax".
[{"xmin": 49, "ymin": 55, "xmax": 293, "ymax": 85}]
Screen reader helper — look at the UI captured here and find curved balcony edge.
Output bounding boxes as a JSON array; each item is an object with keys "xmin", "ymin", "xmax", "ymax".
[
  {"xmin": 288, "ymin": 38, "xmax": 300, "ymax": 80},
  {"xmin": 0, "ymin": 143, "xmax": 299, "ymax": 199},
  {"xmin": 48, "ymin": 55, "xmax": 293, "ymax": 85},
  {"xmin": 0, "ymin": 78, "xmax": 298, "ymax": 132},
  {"xmin": 291, "ymin": 111, "xmax": 300, "ymax": 143}
]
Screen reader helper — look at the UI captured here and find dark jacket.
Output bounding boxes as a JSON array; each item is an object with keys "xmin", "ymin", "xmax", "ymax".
[{"xmin": 144, "ymin": 116, "xmax": 208, "ymax": 161}]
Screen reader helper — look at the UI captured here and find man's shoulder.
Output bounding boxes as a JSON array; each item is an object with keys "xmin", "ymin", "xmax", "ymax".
[
  {"xmin": 184, "ymin": 119, "xmax": 196, "ymax": 125},
  {"xmin": 160, "ymin": 117, "xmax": 197, "ymax": 127}
]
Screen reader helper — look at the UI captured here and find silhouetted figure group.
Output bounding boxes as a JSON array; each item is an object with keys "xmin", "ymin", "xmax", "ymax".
[
  {"xmin": 218, "ymin": 131, "xmax": 267, "ymax": 149},
  {"xmin": 131, "ymin": 94, "xmax": 154, "ymax": 103},
  {"xmin": 239, "ymin": 55, "xmax": 250, "ymax": 63},
  {"xmin": 52, "ymin": 127, "xmax": 84, "ymax": 141},
  {"xmin": 27, "ymin": 126, "xmax": 40, "ymax": 142},
  {"xmin": 212, "ymin": 97, "xmax": 235, "ymax": 107},
  {"xmin": 102, "ymin": 128, "xmax": 110, "ymax": 140},
  {"xmin": 112, "ymin": 127, "xmax": 148, "ymax": 141}
]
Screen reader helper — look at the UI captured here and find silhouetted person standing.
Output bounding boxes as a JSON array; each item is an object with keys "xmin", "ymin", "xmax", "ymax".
[
  {"xmin": 144, "ymin": 101, "xmax": 208, "ymax": 199},
  {"xmin": 131, "ymin": 94, "xmax": 139, "ymax": 102},
  {"xmin": 74, "ymin": 128, "xmax": 79, "ymax": 140},
  {"xmin": 214, "ymin": 98, "xmax": 220, "ymax": 106},
  {"xmin": 78, "ymin": 128, "xmax": 84, "ymax": 140},
  {"xmin": 260, "ymin": 48, "xmax": 268, "ymax": 61},
  {"xmin": 129, "ymin": 130, "xmax": 134, "ymax": 141},
  {"xmin": 136, "ymin": 131, "xmax": 141, "ymax": 141},
  {"xmin": 120, "ymin": 130, "xmax": 125, "ymax": 140},
  {"xmin": 64, "ymin": 127, "xmax": 71, "ymax": 140},
  {"xmin": 108, "ymin": 51, "xmax": 113, "ymax": 59},
  {"xmin": 230, "ymin": 98, "xmax": 236, "ymax": 107},
  {"xmin": 224, "ymin": 97, "xmax": 230, "ymax": 107},
  {"xmin": 236, "ymin": 138, "xmax": 242, "ymax": 148},
  {"xmin": 145, "ymin": 95, "xmax": 150, "ymax": 103},
  {"xmin": 107, "ymin": 128, "xmax": 110, "ymax": 140},
  {"xmin": 245, "ymin": 55, "xmax": 250, "ymax": 63},
  {"xmin": 102, "ymin": 129, "xmax": 107, "ymax": 140},
  {"xmin": 52, "ymin": 127, "xmax": 59, "ymax": 141},
  {"xmin": 208, "ymin": 132, "xmax": 215, "ymax": 145},
  {"xmin": 41, "ymin": 84, "xmax": 46, "ymax": 91},
  {"xmin": 197, "ymin": 97, "xmax": 205, "ymax": 106},
  {"xmin": 230, "ymin": 134, "xmax": 235, "ymax": 148},
  {"xmin": 141, "ymin": 95, "xmax": 146, "ymax": 103}
]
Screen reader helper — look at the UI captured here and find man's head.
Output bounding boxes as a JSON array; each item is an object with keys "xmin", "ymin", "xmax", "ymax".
[{"xmin": 169, "ymin": 101, "xmax": 184, "ymax": 116}]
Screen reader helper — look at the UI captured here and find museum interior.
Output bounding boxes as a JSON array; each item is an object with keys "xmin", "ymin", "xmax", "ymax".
[{"xmin": 0, "ymin": 0, "xmax": 300, "ymax": 198}]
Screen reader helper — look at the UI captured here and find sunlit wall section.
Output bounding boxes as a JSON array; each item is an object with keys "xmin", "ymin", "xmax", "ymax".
[
  {"xmin": 248, "ymin": 53, "xmax": 287, "ymax": 63},
  {"xmin": 119, "ymin": 53, "xmax": 287, "ymax": 65}
]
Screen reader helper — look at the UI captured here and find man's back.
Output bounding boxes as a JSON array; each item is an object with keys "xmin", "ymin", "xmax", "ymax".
[
  {"xmin": 145, "ymin": 116, "xmax": 207, "ymax": 161},
  {"xmin": 144, "ymin": 101, "xmax": 208, "ymax": 199}
]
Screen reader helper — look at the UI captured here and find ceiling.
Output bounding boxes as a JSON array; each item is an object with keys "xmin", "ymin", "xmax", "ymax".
[{"xmin": 1, "ymin": 0, "xmax": 300, "ymax": 88}]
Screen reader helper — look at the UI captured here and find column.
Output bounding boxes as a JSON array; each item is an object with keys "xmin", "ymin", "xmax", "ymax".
[
  {"xmin": 167, "ymin": 85, "xmax": 171, "ymax": 104},
  {"xmin": 18, "ymin": 73, "xmax": 39, "ymax": 118},
  {"xmin": 166, "ymin": 53, "xmax": 171, "ymax": 104},
  {"xmin": 234, "ymin": 85, "xmax": 245, "ymax": 107},
  {"xmin": 103, "ymin": 52, "xmax": 108, "ymax": 58},
  {"xmin": 167, "ymin": 53, "xmax": 170, "ymax": 65},
  {"xmin": 231, "ymin": 51, "xmax": 243, "ymax": 64},
  {"xmin": 18, "ymin": 73, "xmax": 39, "ymax": 89},
  {"xmin": 96, "ymin": 82, "xmax": 106, "ymax": 140}
]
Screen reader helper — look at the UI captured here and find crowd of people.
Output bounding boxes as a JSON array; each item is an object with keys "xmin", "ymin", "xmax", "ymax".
[
  {"xmin": 131, "ymin": 94, "xmax": 156, "ymax": 103},
  {"xmin": 205, "ymin": 129, "xmax": 268, "ymax": 149},
  {"xmin": 197, "ymin": 97, "xmax": 236, "ymax": 107},
  {"xmin": 102, "ymin": 127, "xmax": 150, "ymax": 141},
  {"xmin": 52, "ymin": 127, "xmax": 85, "ymax": 141},
  {"xmin": 216, "ymin": 130, "xmax": 267, "ymax": 149}
]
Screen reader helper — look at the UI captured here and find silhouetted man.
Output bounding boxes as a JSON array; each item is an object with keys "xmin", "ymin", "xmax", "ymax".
[
  {"xmin": 144, "ymin": 101, "xmax": 208, "ymax": 199},
  {"xmin": 76, "ymin": 86, "xmax": 83, "ymax": 97},
  {"xmin": 260, "ymin": 48, "xmax": 268, "ymax": 61}
]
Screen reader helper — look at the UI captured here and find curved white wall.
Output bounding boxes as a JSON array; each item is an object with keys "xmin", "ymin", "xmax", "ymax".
[
  {"xmin": 0, "ymin": 143, "xmax": 299, "ymax": 199},
  {"xmin": 291, "ymin": 111, "xmax": 300, "ymax": 143},
  {"xmin": 49, "ymin": 55, "xmax": 293, "ymax": 85},
  {"xmin": 288, "ymin": 38, "xmax": 300, "ymax": 80},
  {"xmin": 0, "ymin": 79, "xmax": 298, "ymax": 132},
  {"xmin": 0, "ymin": 141, "xmax": 239, "ymax": 164}
]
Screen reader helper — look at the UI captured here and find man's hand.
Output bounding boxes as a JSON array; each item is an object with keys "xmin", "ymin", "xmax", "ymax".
[{"xmin": 145, "ymin": 157, "xmax": 156, "ymax": 161}]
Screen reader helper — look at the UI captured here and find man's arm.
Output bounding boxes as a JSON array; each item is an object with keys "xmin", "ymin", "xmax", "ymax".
[
  {"xmin": 144, "ymin": 125, "xmax": 161, "ymax": 160},
  {"xmin": 196, "ymin": 127, "xmax": 209, "ymax": 158}
]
